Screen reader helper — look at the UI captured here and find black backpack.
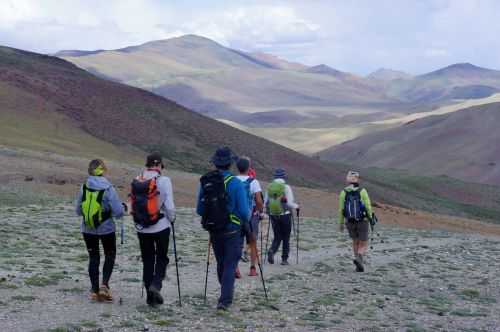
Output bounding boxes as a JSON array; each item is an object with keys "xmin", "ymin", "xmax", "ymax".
[
  {"xmin": 343, "ymin": 189, "xmax": 366, "ymax": 222},
  {"xmin": 200, "ymin": 170, "xmax": 234, "ymax": 232}
]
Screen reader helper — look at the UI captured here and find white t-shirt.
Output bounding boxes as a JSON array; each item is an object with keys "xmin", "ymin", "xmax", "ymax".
[{"xmin": 236, "ymin": 175, "xmax": 262, "ymax": 198}]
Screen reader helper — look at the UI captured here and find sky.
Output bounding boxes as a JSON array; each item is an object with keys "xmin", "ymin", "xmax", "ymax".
[{"xmin": 1, "ymin": 0, "xmax": 499, "ymax": 75}]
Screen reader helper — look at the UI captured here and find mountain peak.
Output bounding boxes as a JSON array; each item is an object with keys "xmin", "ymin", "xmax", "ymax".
[
  {"xmin": 422, "ymin": 62, "xmax": 499, "ymax": 78},
  {"xmin": 367, "ymin": 68, "xmax": 412, "ymax": 81},
  {"xmin": 307, "ymin": 64, "xmax": 345, "ymax": 76}
]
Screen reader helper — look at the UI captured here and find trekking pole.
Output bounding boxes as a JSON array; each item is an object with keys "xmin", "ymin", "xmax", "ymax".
[
  {"xmin": 296, "ymin": 208, "xmax": 300, "ymax": 265},
  {"xmin": 291, "ymin": 213, "xmax": 296, "ymax": 238},
  {"xmin": 171, "ymin": 220, "xmax": 182, "ymax": 307},
  {"xmin": 119, "ymin": 218, "xmax": 125, "ymax": 305},
  {"xmin": 260, "ymin": 215, "xmax": 264, "ymax": 264},
  {"xmin": 264, "ymin": 215, "xmax": 271, "ymax": 264},
  {"xmin": 253, "ymin": 242, "xmax": 268, "ymax": 301},
  {"xmin": 203, "ymin": 238, "xmax": 211, "ymax": 304}
]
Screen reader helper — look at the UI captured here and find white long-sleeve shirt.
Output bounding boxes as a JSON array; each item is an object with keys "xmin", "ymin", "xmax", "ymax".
[
  {"xmin": 264, "ymin": 178, "xmax": 299, "ymax": 214},
  {"xmin": 135, "ymin": 169, "xmax": 176, "ymax": 234}
]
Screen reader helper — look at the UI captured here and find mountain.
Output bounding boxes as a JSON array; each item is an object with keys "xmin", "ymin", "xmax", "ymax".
[
  {"xmin": 0, "ymin": 45, "xmax": 348, "ymax": 187},
  {"xmin": 367, "ymin": 68, "xmax": 413, "ymax": 81},
  {"xmin": 385, "ymin": 63, "xmax": 500, "ymax": 103},
  {"xmin": 3, "ymin": 44, "xmax": 500, "ymax": 223},
  {"xmin": 318, "ymin": 102, "xmax": 500, "ymax": 185},
  {"xmin": 57, "ymin": 35, "xmax": 393, "ymax": 121}
]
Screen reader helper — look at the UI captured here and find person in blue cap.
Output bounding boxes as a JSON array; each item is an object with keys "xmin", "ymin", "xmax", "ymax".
[
  {"xmin": 196, "ymin": 147, "xmax": 251, "ymax": 310},
  {"xmin": 265, "ymin": 168, "xmax": 300, "ymax": 265}
]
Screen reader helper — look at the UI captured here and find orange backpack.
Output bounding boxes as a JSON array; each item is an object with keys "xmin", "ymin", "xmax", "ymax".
[{"xmin": 130, "ymin": 175, "xmax": 163, "ymax": 227}]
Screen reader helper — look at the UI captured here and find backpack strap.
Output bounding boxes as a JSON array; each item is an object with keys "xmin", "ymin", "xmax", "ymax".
[{"xmin": 222, "ymin": 175, "xmax": 241, "ymax": 226}]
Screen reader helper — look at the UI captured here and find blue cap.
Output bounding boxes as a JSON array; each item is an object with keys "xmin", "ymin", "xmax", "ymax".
[
  {"xmin": 273, "ymin": 168, "xmax": 287, "ymax": 179},
  {"xmin": 211, "ymin": 147, "xmax": 238, "ymax": 167}
]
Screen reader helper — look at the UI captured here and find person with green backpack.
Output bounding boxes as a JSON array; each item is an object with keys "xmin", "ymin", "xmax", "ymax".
[
  {"xmin": 338, "ymin": 171, "xmax": 373, "ymax": 272},
  {"xmin": 266, "ymin": 168, "xmax": 299, "ymax": 265},
  {"xmin": 75, "ymin": 159, "xmax": 125, "ymax": 301}
]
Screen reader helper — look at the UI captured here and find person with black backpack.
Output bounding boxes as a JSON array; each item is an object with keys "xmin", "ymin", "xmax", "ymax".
[
  {"xmin": 130, "ymin": 152, "xmax": 176, "ymax": 307},
  {"xmin": 196, "ymin": 147, "xmax": 251, "ymax": 311},
  {"xmin": 75, "ymin": 159, "xmax": 125, "ymax": 302},
  {"xmin": 338, "ymin": 171, "xmax": 373, "ymax": 272}
]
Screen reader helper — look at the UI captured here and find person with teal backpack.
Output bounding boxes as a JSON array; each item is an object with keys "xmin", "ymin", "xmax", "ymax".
[
  {"xmin": 265, "ymin": 168, "xmax": 299, "ymax": 265},
  {"xmin": 236, "ymin": 157, "xmax": 264, "ymax": 277},
  {"xmin": 75, "ymin": 159, "xmax": 125, "ymax": 302}
]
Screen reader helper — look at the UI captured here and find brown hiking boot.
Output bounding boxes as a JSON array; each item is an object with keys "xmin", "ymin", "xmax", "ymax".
[
  {"xmin": 98, "ymin": 285, "xmax": 113, "ymax": 302},
  {"xmin": 89, "ymin": 290, "xmax": 99, "ymax": 301}
]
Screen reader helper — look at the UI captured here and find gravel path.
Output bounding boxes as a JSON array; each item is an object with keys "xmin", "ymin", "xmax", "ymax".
[{"xmin": 1, "ymin": 205, "xmax": 499, "ymax": 331}]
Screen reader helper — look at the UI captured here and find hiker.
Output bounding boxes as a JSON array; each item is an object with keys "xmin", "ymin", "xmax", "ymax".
[
  {"xmin": 75, "ymin": 159, "xmax": 125, "ymax": 302},
  {"xmin": 235, "ymin": 157, "xmax": 264, "ymax": 277},
  {"xmin": 338, "ymin": 171, "xmax": 373, "ymax": 272},
  {"xmin": 130, "ymin": 152, "xmax": 176, "ymax": 306},
  {"xmin": 266, "ymin": 168, "xmax": 299, "ymax": 266},
  {"xmin": 197, "ymin": 147, "xmax": 251, "ymax": 310}
]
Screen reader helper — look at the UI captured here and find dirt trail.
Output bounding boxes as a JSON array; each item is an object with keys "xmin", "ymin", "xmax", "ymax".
[{"xmin": 1, "ymin": 205, "xmax": 500, "ymax": 331}]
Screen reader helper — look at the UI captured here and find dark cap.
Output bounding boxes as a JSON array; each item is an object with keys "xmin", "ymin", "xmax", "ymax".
[
  {"xmin": 236, "ymin": 157, "xmax": 250, "ymax": 173},
  {"xmin": 273, "ymin": 168, "xmax": 287, "ymax": 179},
  {"xmin": 146, "ymin": 152, "xmax": 164, "ymax": 168},
  {"xmin": 211, "ymin": 146, "xmax": 238, "ymax": 167}
]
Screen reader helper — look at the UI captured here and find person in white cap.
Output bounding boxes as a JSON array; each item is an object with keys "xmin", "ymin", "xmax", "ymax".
[{"xmin": 338, "ymin": 171, "xmax": 373, "ymax": 272}]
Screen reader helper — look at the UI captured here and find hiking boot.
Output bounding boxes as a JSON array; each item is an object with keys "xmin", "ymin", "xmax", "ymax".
[
  {"xmin": 267, "ymin": 252, "xmax": 274, "ymax": 264},
  {"xmin": 89, "ymin": 290, "xmax": 99, "ymax": 301},
  {"xmin": 217, "ymin": 302, "xmax": 230, "ymax": 311},
  {"xmin": 353, "ymin": 258, "xmax": 364, "ymax": 272},
  {"xmin": 235, "ymin": 267, "xmax": 241, "ymax": 279},
  {"xmin": 248, "ymin": 266, "xmax": 258, "ymax": 277},
  {"xmin": 241, "ymin": 251, "xmax": 249, "ymax": 263},
  {"xmin": 98, "ymin": 285, "xmax": 113, "ymax": 302},
  {"xmin": 146, "ymin": 291, "xmax": 156, "ymax": 307},
  {"xmin": 280, "ymin": 259, "xmax": 289, "ymax": 266},
  {"xmin": 149, "ymin": 285, "xmax": 164, "ymax": 305}
]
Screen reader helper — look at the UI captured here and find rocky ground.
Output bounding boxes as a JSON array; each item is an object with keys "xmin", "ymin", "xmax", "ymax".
[{"xmin": 1, "ymin": 203, "xmax": 500, "ymax": 332}]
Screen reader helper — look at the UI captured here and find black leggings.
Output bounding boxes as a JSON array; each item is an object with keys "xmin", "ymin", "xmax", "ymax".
[
  {"xmin": 83, "ymin": 232, "xmax": 116, "ymax": 292},
  {"xmin": 137, "ymin": 228, "xmax": 170, "ymax": 290}
]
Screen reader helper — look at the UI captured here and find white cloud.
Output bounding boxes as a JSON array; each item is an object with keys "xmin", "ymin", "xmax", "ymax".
[{"xmin": 1, "ymin": 0, "xmax": 500, "ymax": 74}]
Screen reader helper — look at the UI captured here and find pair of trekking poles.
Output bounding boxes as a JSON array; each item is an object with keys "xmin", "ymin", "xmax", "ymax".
[
  {"xmin": 118, "ymin": 218, "xmax": 183, "ymax": 307},
  {"xmin": 263, "ymin": 208, "xmax": 301, "ymax": 265},
  {"xmin": 203, "ymin": 221, "xmax": 269, "ymax": 304}
]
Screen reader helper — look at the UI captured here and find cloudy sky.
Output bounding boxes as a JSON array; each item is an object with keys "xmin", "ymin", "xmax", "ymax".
[{"xmin": 1, "ymin": 0, "xmax": 499, "ymax": 75}]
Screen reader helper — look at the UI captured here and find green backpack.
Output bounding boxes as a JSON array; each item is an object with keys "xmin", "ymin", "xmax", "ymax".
[
  {"xmin": 81, "ymin": 184, "xmax": 110, "ymax": 229},
  {"xmin": 267, "ymin": 181, "xmax": 286, "ymax": 216}
]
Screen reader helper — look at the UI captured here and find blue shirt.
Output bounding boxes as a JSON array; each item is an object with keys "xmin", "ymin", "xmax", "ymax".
[{"xmin": 196, "ymin": 170, "xmax": 250, "ymax": 232}]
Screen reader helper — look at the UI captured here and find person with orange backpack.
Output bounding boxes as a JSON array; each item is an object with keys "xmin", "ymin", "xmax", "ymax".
[
  {"xmin": 75, "ymin": 159, "xmax": 125, "ymax": 302},
  {"xmin": 130, "ymin": 152, "xmax": 176, "ymax": 307}
]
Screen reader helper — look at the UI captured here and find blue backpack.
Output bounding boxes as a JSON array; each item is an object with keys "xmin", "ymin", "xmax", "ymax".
[
  {"xmin": 242, "ymin": 177, "xmax": 255, "ymax": 216},
  {"xmin": 343, "ymin": 189, "xmax": 366, "ymax": 222}
]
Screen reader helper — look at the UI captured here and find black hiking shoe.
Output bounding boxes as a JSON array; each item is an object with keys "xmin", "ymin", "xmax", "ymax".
[
  {"xmin": 267, "ymin": 252, "xmax": 274, "ymax": 264},
  {"xmin": 353, "ymin": 258, "xmax": 364, "ymax": 272},
  {"xmin": 217, "ymin": 302, "xmax": 230, "ymax": 311},
  {"xmin": 146, "ymin": 291, "xmax": 156, "ymax": 307},
  {"xmin": 149, "ymin": 286, "xmax": 164, "ymax": 305},
  {"xmin": 280, "ymin": 259, "xmax": 289, "ymax": 266}
]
